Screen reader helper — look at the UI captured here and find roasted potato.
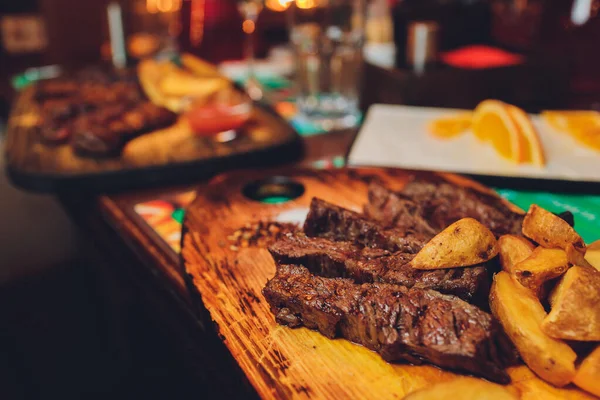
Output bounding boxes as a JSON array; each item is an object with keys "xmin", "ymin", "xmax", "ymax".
[
  {"xmin": 512, "ymin": 247, "xmax": 569, "ymax": 298},
  {"xmin": 403, "ymin": 378, "xmax": 517, "ymax": 400},
  {"xmin": 566, "ymin": 243, "xmax": 595, "ymax": 270},
  {"xmin": 498, "ymin": 234, "xmax": 535, "ymax": 274},
  {"xmin": 573, "ymin": 346, "xmax": 600, "ymax": 397},
  {"xmin": 490, "ymin": 272, "xmax": 577, "ymax": 387},
  {"xmin": 409, "ymin": 218, "xmax": 498, "ymax": 270},
  {"xmin": 522, "ymin": 205, "xmax": 585, "ymax": 251},
  {"xmin": 584, "ymin": 240, "xmax": 600, "ymax": 271},
  {"xmin": 541, "ymin": 266, "xmax": 600, "ymax": 341}
]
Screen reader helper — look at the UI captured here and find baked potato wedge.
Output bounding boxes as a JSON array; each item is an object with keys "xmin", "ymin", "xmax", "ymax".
[
  {"xmin": 584, "ymin": 240, "xmax": 600, "ymax": 271},
  {"xmin": 498, "ymin": 234, "xmax": 535, "ymax": 274},
  {"xmin": 541, "ymin": 266, "xmax": 600, "ymax": 341},
  {"xmin": 404, "ymin": 377, "xmax": 517, "ymax": 400},
  {"xmin": 409, "ymin": 218, "xmax": 498, "ymax": 270},
  {"xmin": 522, "ymin": 205, "xmax": 585, "ymax": 250},
  {"xmin": 490, "ymin": 272, "xmax": 577, "ymax": 387},
  {"xmin": 566, "ymin": 243, "xmax": 595, "ymax": 270},
  {"xmin": 573, "ymin": 346, "xmax": 600, "ymax": 397},
  {"xmin": 513, "ymin": 247, "xmax": 569, "ymax": 298}
]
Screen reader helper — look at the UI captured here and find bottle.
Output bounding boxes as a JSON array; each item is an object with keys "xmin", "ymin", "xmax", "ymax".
[
  {"xmin": 178, "ymin": 0, "xmax": 244, "ymax": 63},
  {"xmin": 539, "ymin": 0, "xmax": 600, "ymax": 103}
]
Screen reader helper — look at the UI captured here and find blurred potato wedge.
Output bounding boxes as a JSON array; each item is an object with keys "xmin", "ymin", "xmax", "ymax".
[
  {"xmin": 409, "ymin": 218, "xmax": 498, "ymax": 270},
  {"xmin": 403, "ymin": 377, "xmax": 517, "ymax": 400},
  {"xmin": 498, "ymin": 234, "xmax": 535, "ymax": 274},
  {"xmin": 490, "ymin": 272, "xmax": 577, "ymax": 387},
  {"xmin": 513, "ymin": 247, "xmax": 569, "ymax": 297},
  {"xmin": 522, "ymin": 205, "xmax": 585, "ymax": 250},
  {"xmin": 158, "ymin": 72, "xmax": 228, "ymax": 98},
  {"xmin": 180, "ymin": 53, "xmax": 222, "ymax": 77},
  {"xmin": 138, "ymin": 55, "xmax": 230, "ymax": 112},
  {"xmin": 573, "ymin": 346, "xmax": 600, "ymax": 397},
  {"xmin": 541, "ymin": 266, "xmax": 600, "ymax": 341},
  {"xmin": 584, "ymin": 240, "xmax": 600, "ymax": 271}
]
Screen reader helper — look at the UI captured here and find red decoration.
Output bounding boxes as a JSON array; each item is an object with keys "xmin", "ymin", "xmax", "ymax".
[{"xmin": 440, "ymin": 45, "xmax": 524, "ymax": 70}]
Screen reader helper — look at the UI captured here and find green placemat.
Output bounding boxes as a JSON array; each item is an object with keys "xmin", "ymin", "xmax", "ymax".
[{"xmin": 496, "ymin": 189, "xmax": 599, "ymax": 244}]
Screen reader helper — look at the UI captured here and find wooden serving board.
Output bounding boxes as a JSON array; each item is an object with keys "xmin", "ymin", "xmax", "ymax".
[
  {"xmin": 181, "ymin": 168, "xmax": 592, "ymax": 400},
  {"xmin": 5, "ymin": 86, "xmax": 301, "ymax": 193}
]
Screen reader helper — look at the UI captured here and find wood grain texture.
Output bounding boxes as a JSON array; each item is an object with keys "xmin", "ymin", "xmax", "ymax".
[
  {"xmin": 181, "ymin": 168, "xmax": 592, "ymax": 400},
  {"xmin": 5, "ymin": 86, "xmax": 300, "ymax": 192}
]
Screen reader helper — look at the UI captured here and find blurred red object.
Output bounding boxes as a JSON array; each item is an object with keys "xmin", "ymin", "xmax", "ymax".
[
  {"xmin": 440, "ymin": 45, "xmax": 524, "ymax": 69},
  {"xmin": 187, "ymin": 103, "xmax": 251, "ymax": 136},
  {"xmin": 178, "ymin": 0, "xmax": 244, "ymax": 63}
]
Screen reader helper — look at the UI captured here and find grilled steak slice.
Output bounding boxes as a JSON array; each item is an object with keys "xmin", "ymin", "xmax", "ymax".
[
  {"xmin": 269, "ymin": 234, "xmax": 489, "ymax": 305},
  {"xmin": 263, "ymin": 264, "xmax": 513, "ymax": 383},
  {"xmin": 303, "ymin": 198, "xmax": 429, "ymax": 253},
  {"xmin": 375, "ymin": 180, "xmax": 524, "ymax": 237},
  {"xmin": 71, "ymin": 101, "xmax": 176, "ymax": 156},
  {"xmin": 364, "ymin": 182, "xmax": 438, "ymax": 236}
]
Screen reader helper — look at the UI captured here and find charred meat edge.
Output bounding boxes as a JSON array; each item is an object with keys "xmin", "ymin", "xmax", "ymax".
[{"xmin": 263, "ymin": 265, "xmax": 513, "ymax": 384}]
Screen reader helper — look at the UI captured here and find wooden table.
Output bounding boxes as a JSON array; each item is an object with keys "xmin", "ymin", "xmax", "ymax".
[
  {"xmin": 98, "ymin": 130, "xmax": 355, "ymax": 302},
  {"xmin": 52, "ymin": 61, "xmax": 586, "ymax": 397},
  {"xmin": 58, "ymin": 130, "xmax": 355, "ymax": 398}
]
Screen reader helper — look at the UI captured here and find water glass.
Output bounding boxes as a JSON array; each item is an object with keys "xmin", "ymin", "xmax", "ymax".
[{"xmin": 288, "ymin": 0, "xmax": 367, "ymax": 130}]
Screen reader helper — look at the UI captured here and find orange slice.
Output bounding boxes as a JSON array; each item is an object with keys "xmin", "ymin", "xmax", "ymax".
[
  {"xmin": 542, "ymin": 110, "xmax": 600, "ymax": 152},
  {"xmin": 428, "ymin": 113, "xmax": 473, "ymax": 139},
  {"xmin": 541, "ymin": 110, "xmax": 600, "ymax": 133},
  {"xmin": 574, "ymin": 128, "xmax": 600, "ymax": 151},
  {"xmin": 472, "ymin": 100, "xmax": 523, "ymax": 163},
  {"xmin": 507, "ymin": 105, "xmax": 546, "ymax": 166}
]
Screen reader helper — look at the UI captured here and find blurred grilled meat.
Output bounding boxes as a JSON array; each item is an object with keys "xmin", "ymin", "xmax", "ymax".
[
  {"xmin": 71, "ymin": 102, "xmax": 176, "ymax": 156},
  {"xmin": 34, "ymin": 68, "xmax": 175, "ymax": 154}
]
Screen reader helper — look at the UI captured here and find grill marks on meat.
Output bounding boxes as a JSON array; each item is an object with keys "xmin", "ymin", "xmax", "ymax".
[
  {"xmin": 364, "ymin": 182, "xmax": 438, "ymax": 236},
  {"xmin": 304, "ymin": 198, "xmax": 429, "ymax": 254},
  {"xmin": 264, "ymin": 184, "xmax": 517, "ymax": 381},
  {"xmin": 269, "ymin": 234, "xmax": 490, "ymax": 305},
  {"xmin": 269, "ymin": 234, "xmax": 392, "ymax": 280},
  {"xmin": 263, "ymin": 264, "xmax": 513, "ymax": 384},
  {"xmin": 370, "ymin": 180, "xmax": 523, "ymax": 237}
]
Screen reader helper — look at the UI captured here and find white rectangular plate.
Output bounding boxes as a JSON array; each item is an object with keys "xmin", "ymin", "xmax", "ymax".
[{"xmin": 348, "ymin": 104, "xmax": 600, "ymax": 182}]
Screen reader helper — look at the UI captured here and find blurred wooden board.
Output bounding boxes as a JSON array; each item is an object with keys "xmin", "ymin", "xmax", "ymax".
[
  {"xmin": 5, "ymin": 86, "xmax": 302, "ymax": 192},
  {"xmin": 181, "ymin": 167, "xmax": 592, "ymax": 399}
]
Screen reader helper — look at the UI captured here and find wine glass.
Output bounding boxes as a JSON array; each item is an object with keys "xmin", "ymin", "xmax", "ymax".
[{"xmin": 237, "ymin": 0, "xmax": 265, "ymax": 100}]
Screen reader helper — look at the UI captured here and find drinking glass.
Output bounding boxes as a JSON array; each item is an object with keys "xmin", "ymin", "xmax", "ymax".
[
  {"xmin": 184, "ymin": 89, "xmax": 252, "ymax": 143},
  {"xmin": 237, "ymin": 0, "xmax": 265, "ymax": 100},
  {"xmin": 288, "ymin": 0, "xmax": 367, "ymax": 130}
]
